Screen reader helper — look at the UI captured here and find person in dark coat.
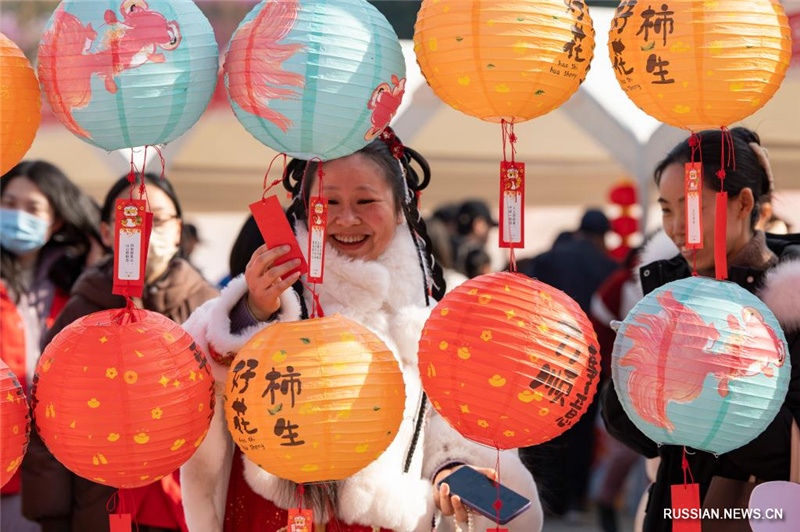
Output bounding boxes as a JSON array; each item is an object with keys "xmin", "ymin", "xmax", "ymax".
[
  {"xmin": 22, "ymin": 174, "xmax": 218, "ymax": 532},
  {"xmin": 601, "ymin": 127, "xmax": 800, "ymax": 532}
]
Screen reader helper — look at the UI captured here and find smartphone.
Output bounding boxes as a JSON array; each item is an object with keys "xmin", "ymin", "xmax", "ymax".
[
  {"xmin": 438, "ymin": 466, "xmax": 532, "ymax": 525},
  {"xmin": 249, "ymin": 196, "xmax": 308, "ymax": 280}
]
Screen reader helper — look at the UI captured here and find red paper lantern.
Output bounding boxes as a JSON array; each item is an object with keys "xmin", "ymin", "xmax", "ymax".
[
  {"xmin": 419, "ymin": 272, "xmax": 601, "ymax": 449},
  {"xmin": 1, "ymin": 360, "xmax": 29, "ymax": 488},
  {"xmin": 608, "ymin": 182, "xmax": 637, "ymax": 207},
  {"xmin": 611, "ymin": 216, "xmax": 638, "ymax": 238},
  {"xmin": 32, "ymin": 309, "xmax": 215, "ymax": 488}
]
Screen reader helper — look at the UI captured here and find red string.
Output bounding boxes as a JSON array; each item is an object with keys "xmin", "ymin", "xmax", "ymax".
[
  {"xmin": 501, "ymin": 119, "xmax": 517, "ymax": 164},
  {"xmin": 494, "ymin": 447, "xmax": 502, "ymax": 527},
  {"xmin": 509, "ymin": 248, "xmax": 517, "ymax": 273},
  {"xmin": 295, "ymin": 483, "xmax": 305, "ymax": 510},
  {"xmin": 127, "ymin": 152, "xmax": 136, "ymax": 201},
  {"xmin": 692, "ymin": 250, "xmax": 697, "ymax": 276},
  {"xmin": 150, "ymin": 145, "xmax": 167, "ymax": 180},
  {"xmin": 261, "ymin": 153, "xmax": 288, "ymax": 200},
  {"xmin": 681, "ymin": 446, "xmax": 695, "ymax": 486}
]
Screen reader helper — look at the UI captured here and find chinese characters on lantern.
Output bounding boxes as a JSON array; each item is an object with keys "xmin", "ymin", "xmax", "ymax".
[
  {"xmin": 230, "ymin": 359, "xmax": 305, "ymax": 450},
  {"xmin": 547, "ymin": 0, "xmax": 591, "ymax": 80}
]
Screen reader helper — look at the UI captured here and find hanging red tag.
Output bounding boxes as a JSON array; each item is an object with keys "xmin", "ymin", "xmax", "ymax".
[
  {"xmin": 499, "ymin": 161, "xmax": 525, "ymax": 249},
  {"xmin": 109, "ymin": 513, "xmax": 132, "ymax": 532},
  {"xmin": 714, "ymin": 192, "xmax": 728, "ymax": 280},
  {"xmin": 249, "ymin": 196, "xmax": 308, "ymax": 279},
  {"xmin": 112, "ymin": 199, "xmax": 151, "ymax": 298},
  {"xmin": 684, "ymin": 163, "xmax": 703, "ymax": 249},
  {"xmin": 287, "ymin": 508, "xmax": 313, "ymax": 532},
  {"xmin": 670, "ymin": 483, "xmax": 702, "ymax": 532},
  {"xmin": 306, "ymin": 197, "xmax": 328, "ymax": 284}
]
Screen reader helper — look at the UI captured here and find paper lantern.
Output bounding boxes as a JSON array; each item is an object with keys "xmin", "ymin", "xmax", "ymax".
[
  {"xmin": 225, "ymin": 314, "xmax": 405, "ymax": 484},
  {"xmin": 1, "ymin": 360, "xmax": 30, "ymax": 488},
  {"xmin": 0, "ymin": 34, "xmax": 41, "ymax": 176},
  {"xmin": 419, "ymin": 272, "xmax": 601, "ymax": 449},
  {"xmin": 32, "ymin": 309, "xmax": 215, "ymax": 488},
  {"xmin": 225, "ymin": 0, "xmax": 406, "ymax": 160},
  {"xmin": 612, "ymin": 277, "xmax": 790, "ymax": 454},
  {"xmin": 413, "ymin": 0, "xmax": 595, "ymax": 123},
  {"xmin": 609, "ymin": 0, "xmax": 792, "ymax": 130},
  {"xmin": 37, "ymin": 0, "xmax": 218, "ymax": 151}
]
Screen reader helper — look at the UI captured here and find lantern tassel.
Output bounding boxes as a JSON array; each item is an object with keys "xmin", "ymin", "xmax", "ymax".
[
  {"xmin": 261, "ymin": 152, "xmax": 288, "ymax": 201},
  {"xmin": 714, "ymin": 127, "xmax": 735, "ymax": 281},
  {"xmin": 681, "ymin": 446, "xmax": 695, "ymax": 487}
]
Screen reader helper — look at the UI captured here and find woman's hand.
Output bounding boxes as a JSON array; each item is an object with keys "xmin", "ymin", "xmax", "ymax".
[
  {"xmin": 244, "ymin": 244, "xmax": 301, "ymax": 321},
  {"xmin": 433, "ymin": 465, "xmax": 497, "ymax": 523}
]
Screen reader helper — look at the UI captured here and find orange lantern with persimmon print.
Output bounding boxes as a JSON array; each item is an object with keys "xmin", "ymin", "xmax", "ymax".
[
  {"xmin": 32, "ymin": 309, "xmax": 215, "ymax": 488},
  {"xmin": 225, "ymin": 314, "xmax": 405, "ymax": 484},
  {"xmin": 419, "ymin": 272, "xmax": 601, "ymax": 449},
  {"xmin": 0, "ymin": 33, "xmax": 41, "ymax": 176},
  {"xmin": 1, "ymin": 360, "xmax": 30, "ymax": 488}
]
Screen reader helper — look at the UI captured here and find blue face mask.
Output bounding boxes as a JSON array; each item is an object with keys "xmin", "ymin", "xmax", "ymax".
[{"xmin": 0, "ymin": 208, "xmax": 50, "ymax": 255}]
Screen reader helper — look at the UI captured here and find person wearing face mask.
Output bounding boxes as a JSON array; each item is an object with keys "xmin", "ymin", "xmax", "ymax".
[
  {"xmin": 1, "ymin": 161, "xmax": 101, "ymax": 532},
  {"xmin": 21, "ymin": 173, "xmax": 218, "ymax": 532}
]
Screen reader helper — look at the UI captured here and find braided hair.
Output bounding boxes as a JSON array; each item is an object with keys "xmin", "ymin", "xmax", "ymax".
[{"xmin": 282, "ymin": 130, "xmax": 446, "ymax": 304}]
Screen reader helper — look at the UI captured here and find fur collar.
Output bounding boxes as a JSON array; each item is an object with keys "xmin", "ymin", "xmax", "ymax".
[{"xmin": 639, "ymin": 231, "xmax": 800, "ymax": 331}]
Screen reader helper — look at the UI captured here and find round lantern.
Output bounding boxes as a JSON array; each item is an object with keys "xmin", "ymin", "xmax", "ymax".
[
  {"xmin": 1, "ymin": 360, "xmax": 30, "ymax": 488},
  {"xmin": 612, "ymin": 277, "xmax": 790, "ymax": 454},
  {"xmin": 225, "ymin": 0, "xmax": 406, "ymax": 160},
  {"xmin": 32, "ymin": 309, "xmax": 215, "ymax": 488},
  {"xmin": 225, "ymin": 314, "xmax": 405, "ymax": 484},
  {"xmin": 419, "ymin": 272, "xmax": 601, "ymax": 449},
  {"xmin": 413, "ymin": 0, "xmax": 595, "ymax": 123},
  {"xmin": 37, "ymin": 0, "xmax": 218, "ymax": 151},
  {"xmin": 608, "ymin": 0, "xmax": 792, "ymax": 130},
  {"xmin": 0, "ymin": 34, "xmax": 41, "ymax": 176}
]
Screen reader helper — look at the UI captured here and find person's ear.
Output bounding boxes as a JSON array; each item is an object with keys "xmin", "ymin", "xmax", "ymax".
[
  {"xmin": 100, "ymin": 221, "xmax": 114, "ymax": 249},
  {"xmin": 735, "ymin": 188, "xmax": 755, "ymax": 222}
]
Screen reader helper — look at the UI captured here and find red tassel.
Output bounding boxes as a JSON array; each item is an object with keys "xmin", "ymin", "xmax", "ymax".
[{"xmin": 714, "ymin": 192, "xmax": 728, "ymax": 280}]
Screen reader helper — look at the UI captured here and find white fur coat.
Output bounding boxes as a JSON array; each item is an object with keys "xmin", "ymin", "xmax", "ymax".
[{"xmin": 180, "ymin": 225, "xmax": 543, "ymax": 532}]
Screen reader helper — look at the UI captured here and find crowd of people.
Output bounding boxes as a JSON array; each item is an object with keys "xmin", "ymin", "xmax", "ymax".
[{"xmin": 1, "ymin": 126, "xmax": 797, "ymax": 532}]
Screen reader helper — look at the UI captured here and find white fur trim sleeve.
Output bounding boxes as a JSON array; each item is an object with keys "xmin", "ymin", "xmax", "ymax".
[
  {"xmin": 759, "ymin": 258, "xmax": 800, "ymax": 332},
  {"xmin": 422, "ymin": 415, "xmax": 543, "ymax": 532}
]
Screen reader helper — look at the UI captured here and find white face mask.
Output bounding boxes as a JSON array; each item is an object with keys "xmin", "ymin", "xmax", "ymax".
[{"xmin": 146, "ymin": 225, "xmax": 180, "ymax": 279}]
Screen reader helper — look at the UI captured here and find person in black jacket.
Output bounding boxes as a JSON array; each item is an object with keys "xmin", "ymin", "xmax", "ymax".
[{"xmin": 601, "ymin": 127, "xmax": 800, "ymax": 532}]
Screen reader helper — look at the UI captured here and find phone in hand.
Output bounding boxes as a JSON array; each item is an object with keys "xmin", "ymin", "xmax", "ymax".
[
  {"xmin": 438, "ymin": 466, "xmax": 532, "ymax": 525},
  {"xmin": 249, "ymin": 196, "xmax": 308, "ymax": 280}
]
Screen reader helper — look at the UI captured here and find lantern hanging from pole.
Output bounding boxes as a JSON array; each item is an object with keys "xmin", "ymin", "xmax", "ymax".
[
  {"xmin": 0, "ymin": 33, "xmax": 41, "ymax": 176},
  {"xmin": 225, "ymin": 0, "xmax": 406, "ymax": 160},
  {"xmin": 611, "ymin": 277, "xmax": 790, "ymax": 455},
  {"xmin": 0, "ymin": 360, "xmax": 30, "ymax": 488},
  {"xmin": 225, "ymin": 314, "xmax": 405, "ymax": 484},
  {"xmin": 37, "ymin": 0, "xmax": 219, "ymax": 152},
  {"xmin": 608, "ymin": 0, "xmax": 791, "ymax": 131},
  {"xmin": 32, "ymin": 309, "xmax": 215, "ymax": 488},
  {"xmin": 418, "ymin": 272, "xmax": 601, "ymax": 449}
]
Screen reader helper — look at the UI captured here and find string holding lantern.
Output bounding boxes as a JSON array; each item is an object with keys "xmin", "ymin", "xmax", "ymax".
[
  {"xmin": 32, "ymin": 309, "xmax": 215, "ymax": 490},
  {"xmin": 224, "ymin": 314, "xmax": 405, "ymax": 484},
  {"xmin": 414, "ymin": 0, "xmax": 595, "ymax": 257},
  {"xmin": 608, "ymin": 180, "xmax": 639, "ymax": 261},
  {"xmin": 611, "ymin": 276, "xmax": 790, "ymax": 455},
  {"xmin": 609, "ymin": 0, "xmax": 792, "ymax": 279},
  {"xmin": 0, "ymin": 360, "xmax": 30, "ymax": 489},
  {"xmin": 418, "ymin": 272, "xmax": 601, "ymax": 450},
  {"xmin": 0, "ymin": 34, "xmax": 41, "ymax": 176}
]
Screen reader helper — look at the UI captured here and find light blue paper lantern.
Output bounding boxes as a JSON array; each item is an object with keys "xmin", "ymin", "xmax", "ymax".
[
  {"xmin": 224, "ymin": 0, "xmax": 406, "ymax": 160},
  {"xmin": 38, "ymin": 0, "xmax": 218, "ymax": 151},
  {"xmin": 612, "ymin": 276, "xmax": 790, "ymax": 455}
]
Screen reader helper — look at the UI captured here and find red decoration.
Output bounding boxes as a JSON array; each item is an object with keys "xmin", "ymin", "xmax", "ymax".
[
  {"xmin": 608, "ymin": 183, "xmax": 637, "ymax": 207},
  {"xmin": 32, "ymin": 309, "xmax": 215, "ymax": 488},
  {"xmin": 419, "ymin": 272, "xmax": 601, "ymax": 449},
  {"xmin": 608, "ymin": 180, "xmax": 640, "ymax": 261},
  {"xmin": 0, "ymin": 360, "xmax": 29, "ymax": 488}
]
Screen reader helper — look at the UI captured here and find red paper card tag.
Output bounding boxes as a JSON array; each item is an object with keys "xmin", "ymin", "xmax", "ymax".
[
  {"xmin": 112, "ymin": 199, "xmax": 151, "ymax": 298},
  {"xmin": 714, "ymin": 192, "xmax": 728, "ymax": 280},
  {"xmin": 499, "ymin": 161, "xmax": 525, "ymax": 249},
  {"xmin": 684, "ymin": 162, "xmax": 703, "ymax": 249},
  {"xmin": 670, "ymin": 483, "xmax": 702, "ymax": 532},
  {"xmin": 109, "ymin": 513, "xmax": 132, "ymax": 532},
  {"xmin": 287, "ymin": 508, "xmax": 313, "ymax": 532},
  {"xmin": 249, "ymin": 196, "xmax": 308, "ymax": 279},
  {"xmin": 307, "ymin": 197, "xmax": 328, "ymax": 284}
]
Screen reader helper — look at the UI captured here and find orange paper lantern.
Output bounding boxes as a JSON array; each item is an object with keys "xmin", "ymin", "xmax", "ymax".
[
  {"xmin": 1, "ymin": 360, "xmax": 30, "ymax": 488},
  {"xmin": 419, "ymin": 272, "xmax": 601, "ymax": 449},
  {"xmin": 32, "ymin": 309, "xmax": 214, "ymax": 488},
  {"xmin": 225, "ymin": 314, "xmax": 405, "ymax": 484},
  {"xmin": 413, "ymin": 0, "xmax": 595, "ymax": 122},
  {"xmin": 0, "ymin": 33, "xmax": 41, "ymax": 176},
  {"xmin": 609, "ymin": 0, "xmax": 792, "ymax": 130}
]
